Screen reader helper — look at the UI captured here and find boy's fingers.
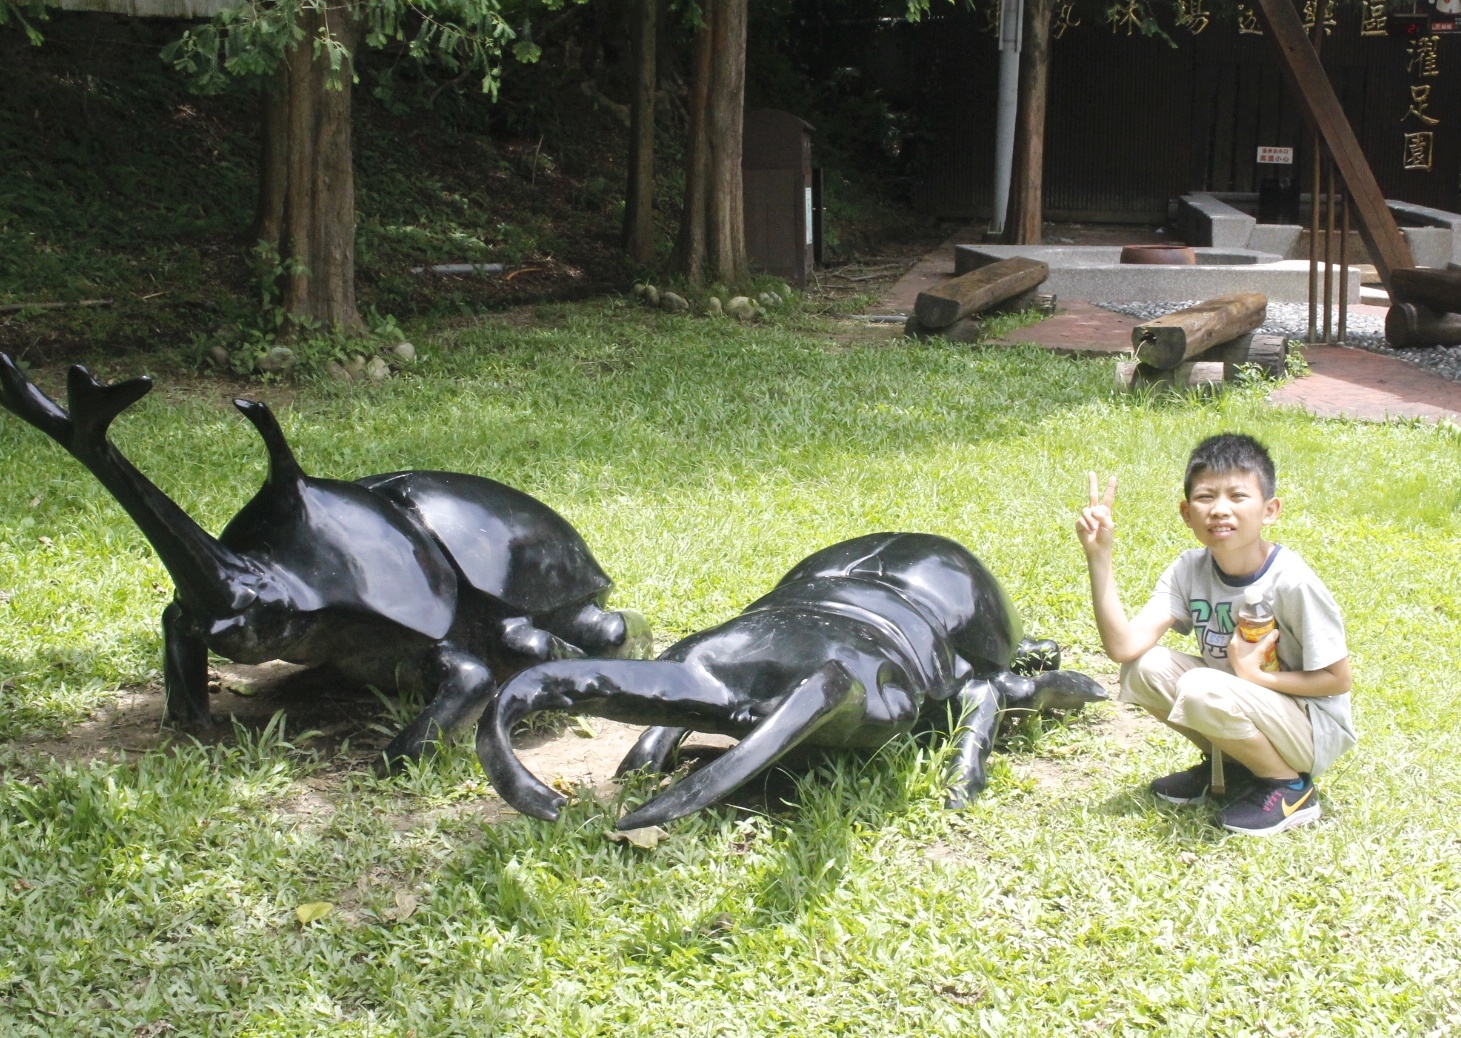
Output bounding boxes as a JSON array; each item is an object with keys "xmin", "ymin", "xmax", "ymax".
[
  {"xmin": 1103, "ymin": 475, "xmax": 1118, "ymax": 508},
  {"xmin": 1087, "ymin": 471, "xmax": 1099, "ymax": 507}
]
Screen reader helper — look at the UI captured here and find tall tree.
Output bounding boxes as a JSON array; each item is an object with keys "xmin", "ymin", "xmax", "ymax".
[
  {"xmin": 257, "ymin": 4, "xmax": 364, "ymax": 328},
  {"xmin": 165, "ymin": 0, "xmax": 521, "ymax": 333},
  {"xmin": 671, "ymin": 0, "xmax": 747, "ymax": 285},
  {"xmin": 1005, "ymin": 0, "xmax": 1052, "ymax": 245},
  {"xmin": 622, "ymin": 0, "xmax": 657, "ymax": 263}
]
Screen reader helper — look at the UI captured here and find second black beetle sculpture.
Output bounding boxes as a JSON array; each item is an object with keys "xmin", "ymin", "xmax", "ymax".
[
  {"xmin": 479, "ymin": 532, "xmax": 1106, "ymax": 828},
  {"xmin": 0, "ymin": 355, "xmax": 651, "ymax": 763}
]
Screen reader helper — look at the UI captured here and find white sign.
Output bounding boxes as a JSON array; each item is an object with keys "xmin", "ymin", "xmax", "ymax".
[
  {"xmin": 1257, "ymin": 146, "xmax": 1294, "ymax": 165},
  {"xmin": 805, "ymin": 187, "xmax": 814, "ymax": 246}
]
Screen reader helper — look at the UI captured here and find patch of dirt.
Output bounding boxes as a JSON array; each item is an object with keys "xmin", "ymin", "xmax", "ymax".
[
  {"xmin": 1000, "ymin": 663, "xmax": 1161, "ymax": 794},
  {"xmin": 9, "ymin": 660, "xmax": 735, "ymax": 817}
]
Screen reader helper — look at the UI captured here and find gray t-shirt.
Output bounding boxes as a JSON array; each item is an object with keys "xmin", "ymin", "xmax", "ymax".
[{"xmin": 1148, "ymin": 544, "xmax": 1355, "ymax": 775}]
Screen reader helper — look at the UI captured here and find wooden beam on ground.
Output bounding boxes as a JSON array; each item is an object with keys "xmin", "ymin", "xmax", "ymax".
[
  {"xmin": 1385, "ymin": 303, "xmax": 1461, "ymax": 347},
  {"xmin": 1251, "ymin": 0, "xmax": 1412, "ymax": 289},
  {"xmin": 1132, "ymin": 293, "xmax": 1268, "ymax": 369},
  {"xmin": 1390, "ymin": 268, "xmax": 1461, "ymax": 314},
  {"xmin": 914, "ymin": 257, "xmax": 1048, "ymax": 329}
]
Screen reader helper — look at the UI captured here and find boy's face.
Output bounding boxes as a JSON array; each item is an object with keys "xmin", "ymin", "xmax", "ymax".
[{"xmin": 1179, "ymin": 467, "xmax": 1281, "ymax": 550}]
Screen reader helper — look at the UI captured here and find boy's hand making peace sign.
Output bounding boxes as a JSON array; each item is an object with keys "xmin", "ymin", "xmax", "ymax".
[{"xmin": 1075, "ymin": 472, "xmax": 1118, "ymax": 558}]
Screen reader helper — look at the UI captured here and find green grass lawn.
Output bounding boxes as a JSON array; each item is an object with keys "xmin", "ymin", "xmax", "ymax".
[{"xmin": 1, "ymin": 305, "xmax": 1460, "ymax": 1036}]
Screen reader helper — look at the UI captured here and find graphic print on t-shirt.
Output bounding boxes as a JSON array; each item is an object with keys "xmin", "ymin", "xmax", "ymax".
[{"xmin": 1188, "ymin": 599, "xmax": 1233, "ymax": 659}]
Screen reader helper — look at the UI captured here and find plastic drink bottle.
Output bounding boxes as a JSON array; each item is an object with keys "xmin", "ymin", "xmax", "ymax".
[{"xmin": 1235, "ymin": 586, "xmax": 1280, "ymax": 673}]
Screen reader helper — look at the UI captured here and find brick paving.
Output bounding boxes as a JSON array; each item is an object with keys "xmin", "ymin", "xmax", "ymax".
[
  {"xmin": 1267, "ymin": 345, "xmax": 1461, "ymax": 423},
  {"xmin": 986, "ymin": 299, "xmax": 1138, "ymax": 355}
]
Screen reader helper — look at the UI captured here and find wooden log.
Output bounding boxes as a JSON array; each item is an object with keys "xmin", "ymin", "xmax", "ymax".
[
  {"xmin": 1242, "ymin": 333, "xmax": 1288, "ymax": 377},
  {"xmin": 1385, "ymin": 302, "xmax": 1461, "ymax": 348},
  {"xmin": 1209, "ymin": 332, "xmax": 1288, "ymax": 378},
  {"xmin": 0, "ymin": 299, "xmax": 113, "ymax": 315},
  {"xmin": 1132, "ymin": 293, "xmax": 1268, "ymax": 370},
  {"xmin": 914, "ymin": 257, "xmax": 1048, "ymax": 329},
  {"xmin": 905, "ymin": 314, "xmax": 983, "ymax": 343},
  {"xmin": 1116, "ymin": 360, "xmax": 1226, "ymax": 394},
  {"xmin": 1390, "ymin": 268, "xmax": 1461, "ymax": 316}
]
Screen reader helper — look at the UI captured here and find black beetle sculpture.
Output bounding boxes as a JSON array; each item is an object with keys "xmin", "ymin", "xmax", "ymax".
[
  {"xmin": 479, "ymin": 532, "xmax": 1106, "ymax": 829},
  {"xmin": 0, "ymin": 355, "xmax": 651, "ymax": 762}
]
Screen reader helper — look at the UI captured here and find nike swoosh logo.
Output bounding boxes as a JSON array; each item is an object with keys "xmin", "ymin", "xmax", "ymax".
[{"xmin": 1283, "ymin": 787, "xmax": 1315, "ymax": 817}]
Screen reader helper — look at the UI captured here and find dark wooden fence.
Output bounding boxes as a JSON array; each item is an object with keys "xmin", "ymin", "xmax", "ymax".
[{"xmin": 905, "ymin": 6, "xmax": 1460, "ymax": 222}]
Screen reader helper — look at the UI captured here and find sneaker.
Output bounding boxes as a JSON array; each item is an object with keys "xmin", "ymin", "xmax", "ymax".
[
  {"xmin": 1218, "ymin": 776, "xmax": 1321, "ymax": 836},
  {"xmin": 1150, "ymin": 758, "xmax": 1253, "ymax": 805}
]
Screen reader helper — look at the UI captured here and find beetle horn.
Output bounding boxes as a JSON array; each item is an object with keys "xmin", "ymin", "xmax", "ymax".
[
  {"xmin": 0, "ymin": 354, "xmax": 259, "ymax": 615},
  {"xmin": 478, "ymin": 659, "xmax": 723, "ymax": 821},
  {"xmin": 233, "ymin": 399, "xmax": 305, "ymax": 485}
]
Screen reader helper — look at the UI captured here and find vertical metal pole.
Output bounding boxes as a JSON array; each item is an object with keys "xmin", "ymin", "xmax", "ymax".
[
  {"xmin": 1323, "ymin": 152, "xmax": 1335, "ymax": 344},
  {"xmin": 1308, "ymin": 134, "xmax": 1320, "ymax": 344},
  {"xmin": 1306, "ymin": 14, "xmax": 1324, "ymax": 345},
  {"xmin": 989, "ymin": 0, "xmax": 1024, "ymax": 237},
  {"xmin": 1338, "ymin": 187, "xmax": 1350, "ymax": 344}
]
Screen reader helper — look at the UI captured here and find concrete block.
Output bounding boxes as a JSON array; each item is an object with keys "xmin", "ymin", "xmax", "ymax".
[
  {"xmin": 1175, "ymin": 193, "xmax": 1256, "ymax": 249},
  {"xmin": 1402, "ymin": 228, "xmax": 1456, "ymax": 270},
  {"xmin": 1246, "ymin": 224, "xmax": 1302, "ymax": 257},
  {"xmin": 1387, "ymin": 201, "xmax": 1461, "ymax": 267}
]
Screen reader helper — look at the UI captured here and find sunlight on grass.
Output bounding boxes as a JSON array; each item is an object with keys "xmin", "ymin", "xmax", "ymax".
[{"xmin": 2, "ymin": 302, "xmax": 1460, "ymax": 1035}]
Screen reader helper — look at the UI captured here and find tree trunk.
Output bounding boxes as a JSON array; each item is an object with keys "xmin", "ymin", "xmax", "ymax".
[
  {"xmin": 251, "ymin": 66, "xmax": 289, "ymax": 248},
  {"xmin": 252, "ymin": 4, "xmax": 363, "ymax": 332},
  {"xmin": 671, "ymin": 8, "xmax": 713, "ymax": 282},
  {"xmin": 622, "ymin": 0, "xmax": 657, "ymax": 263},
  {"xmin": 671, "ymin": 0, "xmax": 747, "ymax": 284},
  {"xmin": 705, "ymin": 0, "xmax": 747, "ymax": 283},
  {"xmin": 1005, "ymin": 0, "xmax": 1052, "ymax": 245}
]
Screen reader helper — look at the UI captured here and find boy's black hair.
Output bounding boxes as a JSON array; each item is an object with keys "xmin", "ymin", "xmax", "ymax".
[{"xmin": 1184, "ymin": 433, "xmax": 1276, "ymax": 499}]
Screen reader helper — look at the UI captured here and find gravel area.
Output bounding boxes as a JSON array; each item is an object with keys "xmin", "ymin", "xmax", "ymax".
[{"xmin": 1094, "ymin": 300, "xmax": 1461, "ymax": 383}]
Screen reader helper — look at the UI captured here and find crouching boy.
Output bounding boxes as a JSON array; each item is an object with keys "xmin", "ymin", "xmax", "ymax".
[{"xmin": 1075, "ymin": 433, "xmax": 1354, "ymax": 836}]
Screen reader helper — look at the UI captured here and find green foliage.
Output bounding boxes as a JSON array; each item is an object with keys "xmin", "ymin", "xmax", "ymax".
[
  {"xmin": 0, "ymin": 18, "xmax": 638, "ymax": 359},
  {"xmin": 0, "ymin": 0, "xmax": 46, "ymax": 45},
  {"xmin": 162, "ymin": 0, "xmax": 564, "ymax": 99}
]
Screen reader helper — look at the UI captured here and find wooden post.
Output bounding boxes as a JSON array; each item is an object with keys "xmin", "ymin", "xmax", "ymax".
[
  {"xmin": 1324, "ymin": 154, "xmax": 1335, "ymax": 344},
  {"xmin": 1250, "ymin": 0, "xmax": 1413, "ymax": 288},
  {"xmin": 1308, "ymin": 136, "xmax": 1320, "ymax": 344},
  {"xmin": 1338, "ymin": 188, "xmax": 1349, "ymax": 343}
]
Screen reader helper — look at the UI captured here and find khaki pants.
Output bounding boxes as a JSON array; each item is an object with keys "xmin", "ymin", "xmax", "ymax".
[{"xmin": 1119, "ymin": 646, "xmax": 1315, "ymax": 774}]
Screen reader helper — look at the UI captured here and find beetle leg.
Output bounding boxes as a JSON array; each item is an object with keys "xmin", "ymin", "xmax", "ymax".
[
  {"xmin": 616, "ymin": 726, "xmax": 692, "ymax": 776},
  {"xmin": 1011, "ymin": 637, "xmax": 1061, "ymax": 674},
  {"xmin": 941, "ymin": 677, "xmax": 999, "ymax": 809},
  {"xmin": 162, "ymin": 601, "xmax": 213, "ymax": 729},
  {"xmin": 994, "ymin": 669, "xmax": 1106, "ymax": 715},
  {"xmin": 382, "ymin": 646, "xmax": 497, "ymax": 768},
  {"xmin": 499, "ymin": 616, "xmax": 584, "ymax": 662},
  {"xmin": 540, "ymin": 601, "xmax": 653, "ymax": 659}
]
